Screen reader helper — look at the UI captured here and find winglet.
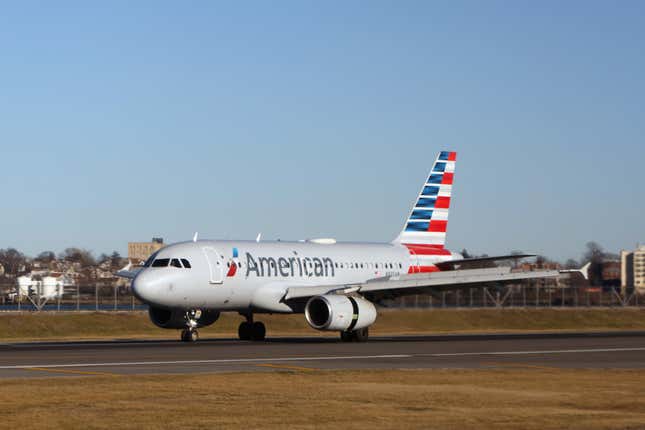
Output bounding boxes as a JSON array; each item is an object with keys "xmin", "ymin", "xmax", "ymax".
[
  {"xmin": 559, "ymin": 261, "xmax": 591, "ymax": 280},
  {"xmin": 116, "ymin": 260, "xmax": 142, "ymax": 280},
  {"xmin": 193, "ymin": 232, "xmax": 199, "ymax": 242},
  {"xmin": 578, "ymin": 262, "xmax": 591, "ymax": 280}
]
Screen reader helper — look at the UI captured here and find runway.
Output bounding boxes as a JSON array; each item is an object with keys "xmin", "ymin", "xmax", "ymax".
[{"xmin": 2, "ymin": 331, "xmax": 645, "ymax": 378}]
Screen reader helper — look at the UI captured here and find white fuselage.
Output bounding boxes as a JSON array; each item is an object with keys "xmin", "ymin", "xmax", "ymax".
[{"xmin": 131, "ymin": 240, "xmax": 458, "ymax": 313}]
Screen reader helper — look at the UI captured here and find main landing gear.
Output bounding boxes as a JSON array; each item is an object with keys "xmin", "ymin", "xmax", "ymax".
[
  {"xmin": 340, "ymin": 327, "xmax": 369, "ymax": 342},
  {"xmin": 238, "ymin": 313, "xmax": 266, "ymax": 341}
]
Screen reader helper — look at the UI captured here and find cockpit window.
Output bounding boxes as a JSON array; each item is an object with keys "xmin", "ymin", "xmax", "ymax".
[
  {"xmin": 181, "ymin": 259, "xmax": 192, "ymax": 269},
  {"xmin": 170, "ymin": 258, "xmax": 182, "ymax": 268},
  {"xmin": 143, "ymin": 251, "xmax": 161, "ymax": 267},
  {"xmin": 151, "ymin": 258, "xmax": 170, "ymax": 267}
]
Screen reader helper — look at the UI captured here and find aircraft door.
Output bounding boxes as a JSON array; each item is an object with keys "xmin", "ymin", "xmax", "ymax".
[
  {"xmin": 408, "ymin": 249, "xmax": 420, "ymax": 274},
  {"xmin": 202, "ymin": 247, "xmax": 225, "ymax": 284}
]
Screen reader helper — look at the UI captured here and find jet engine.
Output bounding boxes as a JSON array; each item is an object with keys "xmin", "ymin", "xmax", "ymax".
[
  {"xmin": 148, "ymin": 306, "xmax": 220, "ymax": 329},
  {"xmin": 304, "ymin": 295, "xmax": 377, "ymax": 331}
]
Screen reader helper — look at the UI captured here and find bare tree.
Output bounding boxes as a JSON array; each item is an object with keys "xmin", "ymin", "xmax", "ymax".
[
  {"xmin": 564, "ymin": 258, "xmax": 579, "ymax": 269},
  {"xmin": 110, "ymin": 251, "xmax": 124, "ymax": 269},
  {"xmin": 59, "ymin": 248, "xmax": 96, "ymax": 267},
  {"xmin": 0, "ymin": 248, "xmax": 27, "ymax": 275},
  {"xmin": 35, "ymin": 251, "xmax": 56, "ymax": 263}
]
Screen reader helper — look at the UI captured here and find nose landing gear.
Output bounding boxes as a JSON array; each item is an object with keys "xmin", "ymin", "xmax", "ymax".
[
  {"xmin": 181, "ymin": 328, "xmax": 199, "ymax": 342},
  {"xmin": 180, "ymin": 310, "xmax": 201, "ymax": 343},
  {"xmin": 238, "ymin": 313, "xmax": 266, "ymax": 341}
]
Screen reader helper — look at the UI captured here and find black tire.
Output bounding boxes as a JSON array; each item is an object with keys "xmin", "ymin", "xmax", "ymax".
[
  {"xmin": 251, "ymin": 321, "xmax": 266, "ymax": 341},
  {"xmin": 352, "ymin": 327, "xmax": 369, "ymax": 343},
  {"xmin": 181, "ymin": 329, "xmax": 198, "ymax": 342},
  {"xmin": 340, "ymin": 331, "xmax": 352, "ymax": 342},
  {"xmin": 238, "ymin": 321, "xmax": 252, "ymax": 340}
]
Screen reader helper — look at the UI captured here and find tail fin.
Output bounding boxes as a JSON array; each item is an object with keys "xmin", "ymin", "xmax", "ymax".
[{"xmin": 393, "ymin": 151, "xmax": 456, "ymax": 247}]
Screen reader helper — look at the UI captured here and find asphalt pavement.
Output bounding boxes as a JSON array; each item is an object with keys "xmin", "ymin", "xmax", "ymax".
[{"xmin": 1, "ymin": 331, "xmax": 644, "ymax": 378}]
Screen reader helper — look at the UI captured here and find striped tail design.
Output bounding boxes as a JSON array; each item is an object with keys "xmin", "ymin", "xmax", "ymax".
[{"xmin": 393, "ymin": 151, "xmax": 456, "ymax": 247}]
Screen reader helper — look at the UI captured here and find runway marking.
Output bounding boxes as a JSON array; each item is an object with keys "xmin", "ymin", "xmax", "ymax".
[
  {"xmin": 0, "ymin": 354, "xmax": 412, "ymax": 370},
  {"xmin": 24, "ymin": 367, "xmax": 119, "ymax": 377},
  {"xmin": 256, "ymin": 363, "xmax": 317, "ymax": 372},
  {"xmin": 429, "ymin": 347, "xmax": 645, "ymax": 357},
  {"xmin": 3, "ymin": 347, "xmax": 645, "ymax": 372}
]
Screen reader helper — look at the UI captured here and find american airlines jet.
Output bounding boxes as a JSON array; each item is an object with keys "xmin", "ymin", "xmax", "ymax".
[{"xmin": 118, "ymin": 151, "xmax": 560, "ymax": 342}]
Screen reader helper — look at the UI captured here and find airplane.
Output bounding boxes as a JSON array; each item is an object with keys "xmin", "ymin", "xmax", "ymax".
[{"xmin": 117, "ymin": 151, "xmax": 563, "ymax": 343}]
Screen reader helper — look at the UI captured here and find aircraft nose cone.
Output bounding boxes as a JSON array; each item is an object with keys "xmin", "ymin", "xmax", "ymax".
[{"xmin": 132, "ymin": 271, "xmax": 157, "ymax": 304}]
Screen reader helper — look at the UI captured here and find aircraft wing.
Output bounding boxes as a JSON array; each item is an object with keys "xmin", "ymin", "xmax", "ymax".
[
  {"xmin": 115, "ymin": 262, "xmax": 143, "ymax": 280},
  {"xmin": 434, "ymin": 254, "xmax": 535, "ymax": 270},
  {"xmin": 283, "ymin": 266, "xmax": 560, "ymax": 301}
]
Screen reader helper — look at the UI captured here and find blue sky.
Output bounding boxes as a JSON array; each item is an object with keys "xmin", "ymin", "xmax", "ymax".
[{"xmin": 1, "ymin": 1, "xmax": 643, "ymax": 261}]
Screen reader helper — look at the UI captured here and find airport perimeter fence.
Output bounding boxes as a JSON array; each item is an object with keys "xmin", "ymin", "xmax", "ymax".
[
  {"xmin": 0, "ymin": 284, "xmax": 147, "ymax": 312},
  {"xmin": 0, "ymin": 283, "xmax": 643, "ymax": 312},
  {"xmin": 394, "ymin": 284, "xmax": 643, "ymax": 309}
]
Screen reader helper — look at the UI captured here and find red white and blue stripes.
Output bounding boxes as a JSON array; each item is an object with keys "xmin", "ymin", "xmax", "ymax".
[
  {"xmin": 392, "ymin": 151, "xmax": 457, "ymax": 273},
  {"xmin": 397, "ymin": 151, "xmax": 456, "ymax": 245}
]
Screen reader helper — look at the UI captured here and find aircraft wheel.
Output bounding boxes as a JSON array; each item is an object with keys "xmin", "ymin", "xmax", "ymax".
[
  {"xmin": 238, "ymin": 321, "xmax": 252, "ymax": 340},
  {"xmin": 251, "ymin": 321, "xmax": 266, "ymax": 341},
  {"xmin": 340, "ymin": 331, "xmax": 352, "ymax": 342},
  {"xmin": 353, "ymin": 327, "xmax": 369, "ymax": 343},
  {"xmin": 181, "ymin": 329, "xmax": 198, "ymax": 342}
]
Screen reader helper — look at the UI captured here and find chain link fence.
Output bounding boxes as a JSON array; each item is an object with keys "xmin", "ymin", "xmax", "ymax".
[
  {"xmin": 391, "ymin": 284, "xmax": 642, "ymax": 308},
  {"xmin": 0, "ymin": 282, "xmax": 642, "ymax": 312},
  {"xmin": 0, "ymin": 284, "xmax": 147, "ymax": 312}
]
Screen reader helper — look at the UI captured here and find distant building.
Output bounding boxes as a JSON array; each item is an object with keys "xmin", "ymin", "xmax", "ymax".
[
  {"xmin": 621, "ymin": 246, "xmax": 645, "ymax": 294},
  {"xmin": 128, "ymin": 238, "xmax": 164, "ymax": 264},
  {"xmin": 601, "ymin": 260, "xmax": 621, "ymax": 289},
  {"xmin": 0, "ymin": 263, "xmax": 4, "ymax": 276},
  {"xmin": 517, "ymin": 261, "xmax": 562, "ymax": 272}
]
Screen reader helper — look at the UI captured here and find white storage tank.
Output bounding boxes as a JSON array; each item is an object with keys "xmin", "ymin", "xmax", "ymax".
[
  {"xmin": 41, "ymin": 276, "xmax": 64, "ymax": 300},
  {"xmin": 17, "ymin": 276, "xmax": 33, "ymax": 297}
]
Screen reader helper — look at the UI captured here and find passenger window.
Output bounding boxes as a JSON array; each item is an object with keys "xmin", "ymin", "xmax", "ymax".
[
  {"xmin": 170, "ymin": 259, "xmax": 182, "ymax": 268},
  {"xmin": 152, "ymin": 259, "xmax": 170, "ymax": 267},
  {"xmin": 181, "ymin": 259, "xmax": 192, "ymax": 269}
]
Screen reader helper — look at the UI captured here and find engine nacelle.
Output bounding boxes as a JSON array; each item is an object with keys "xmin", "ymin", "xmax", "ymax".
[
  {"xmin": 148, "ymin": 307, "xmax": 220, "ymax": 329},
  {"xmin": 305, "ymin": 295, "xmax": 377, "ymax": 331}
]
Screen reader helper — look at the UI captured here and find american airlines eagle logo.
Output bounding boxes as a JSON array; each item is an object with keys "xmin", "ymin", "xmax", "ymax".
[{"xmin": 226, "ymin": 248, "xmax": 240, "ymax": 277}]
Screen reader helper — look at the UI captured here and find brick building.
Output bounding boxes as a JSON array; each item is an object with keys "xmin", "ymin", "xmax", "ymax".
[{"xmin": 128, "ymin": 238, "xmax": 164, "ymax": 264}]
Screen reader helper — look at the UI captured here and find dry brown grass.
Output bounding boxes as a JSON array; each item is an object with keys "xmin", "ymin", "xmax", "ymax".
[
  {"xmin": 2, "ymin": 369, "xmax": 645, "ymax": 429},
  {"xmin": 2, "ymin": 308, "xmax": 645, "ymax": 342}
]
